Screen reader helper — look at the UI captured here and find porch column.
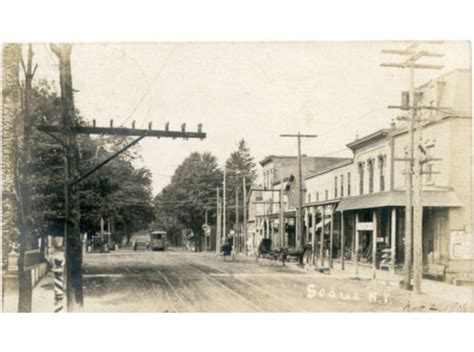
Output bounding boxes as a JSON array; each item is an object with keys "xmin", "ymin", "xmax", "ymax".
[
  {"xmin": 320, "ymin": 205, "xmax": 325, "ymax": 267},
  {"xmin": 264, "ymin": 218, "xmax": 269, "ymax": 239},
  {"xmin": 372, "ymin": 210, "xmax": 378, "ymax": 279},
  {"xmin": 304, "ymin": 209, "xmax": 308, "ymax": 246},
  {"xmin": 341, "ymin": 210, "xmax": 345, "ymax": 270},
  {"xmin": 391, "ymin": 208, "xmax": 396, "ymax": 274},
  {"xmin": 269, "ymin": 220, "xmax": 274, "ymax": 248},
  {"xmin": 329, "ymin": 205, "xmax": 334, "ymax": 269},
  {"xmin": 355, "ymin": 212, "xmax": 359, "ymax": 275},
  {"xmin": 311, "ymin": 206, "xmax": 316, "ymax": 265}
]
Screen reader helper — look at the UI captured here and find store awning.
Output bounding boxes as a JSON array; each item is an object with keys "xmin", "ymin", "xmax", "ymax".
[{"xmin": 337, "ymin": 190, "xmax": 462, "ymax": 212}]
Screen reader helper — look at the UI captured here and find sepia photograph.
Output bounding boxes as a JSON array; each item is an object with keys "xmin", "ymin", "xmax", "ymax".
[{"xmin": 1, "ymin": 41, "xmax": 472, "ymax": 314}]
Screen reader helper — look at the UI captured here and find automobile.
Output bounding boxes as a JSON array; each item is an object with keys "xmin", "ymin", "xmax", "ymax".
[
  {"xmin": 150, "ymin": 231, "xmax": 167, "ymax": 251},
  {"xmin": 132, "ymin": 233, "xmax": 151, "ymax": 251}
]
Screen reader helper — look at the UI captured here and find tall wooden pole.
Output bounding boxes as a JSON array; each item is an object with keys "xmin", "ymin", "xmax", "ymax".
[
  {"xmin": 296, "ymin": 133, "xmax": 303, "ymax": 250},
  {"xmin": 413, "ymin": 114, "xmax": 423, "ymax": 292},
  {"xmin": 223, "ymin": 167, "xmax": 226, "ymax": 242},
  {"xmin": 216, "ymin": 187, "xmax": 221, "ymax": 254},
  {"xmin": 243, "ymin": 178, "xmax": 247, "ymax": 255},
  {"xmin": 311, "ymin": 207, "xmax": 317, "ymax": 265},
  {"xmin": 381, "ymin": 42, "xmax": 444, "ymax": 291},
  {"xmin": 280, "ymin": 133, "xmax": 317, "ymax": 251},
  {"xmin": 235, "ymin": 180, "xmax": 239, "ymax": 253},
  {"xmin": 404, "ymin": 64, "xmax": 415, "ymax": 290},
  {"xmin": 50, "ymin": 44, "xmax": 83, "ymax": 310},
  {"xmin": 279, "ymin": 183, "xmax": 284, "ymax": 250}
]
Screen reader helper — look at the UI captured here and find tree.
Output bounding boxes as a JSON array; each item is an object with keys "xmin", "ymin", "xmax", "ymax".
[
  {"xmin": 154, "ymin": 152, "xmax": 223, "ymax": 250},
  {"xmin": 2, "ymin": 43, "xmax": 22, "ymax": 309},
  {"xmin": 224, "ymin": 139, "xmax": 257, "ymax": 225}
]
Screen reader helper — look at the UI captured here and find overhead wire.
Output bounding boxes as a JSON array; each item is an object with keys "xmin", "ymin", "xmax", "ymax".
[{"xmin": 119, "ymin": 45, "xmax": 178, "ymax": 128}]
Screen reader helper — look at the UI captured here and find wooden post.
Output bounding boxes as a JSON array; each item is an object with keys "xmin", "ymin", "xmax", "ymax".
[
  {"xmin": 50, "ymin": 43, "xmax": 83, "ymax": 310},
  {"xmin": 329, "ymin": 205, "xmax": 334, "ymax": 269},
  {"xmin": 391, "ymin": 208, "xmax": 396, "ymax": 274},
  {"xmin": 243, "ymin": 178, "xmax": 247, "ymax": 255},
  {"xmin": 341, "ymin": 210, "xmax": 345, "ymax": 270},
  {"xmin": 355, "ymin": 212, "xmax": 360, "ymax": 275},
  {"xmin": 235, "ymin": 181, "xmax": 239, "ymax": 254},
  {"xmin": 223, "ymin": 168, "xmax": 226, "ymax": 241},
  {"xmin": 302, "ymin": 208, "xmax": 309, "ymax": 245},
  {"xmin": 279, "ymin": 184, "xmax": 284, "ymax": 250},
  {"xmin": 311, "ymin": 207, "xmax": 317, "ymax": 265},
  {"xmin": 372, "ymin": 210, "xmax": 378, "ymax": 279},
  {"xmin": 216, "ymin": 188, "xmax": 221, "ymax": 254},
  {"xmin": 320, "ymin": 205, "xmax": 325, "ymax": 267}
]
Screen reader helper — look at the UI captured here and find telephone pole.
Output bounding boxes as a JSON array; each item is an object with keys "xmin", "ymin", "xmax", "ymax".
[
  {"xmin": 381, "ymin": 41, "xmax": 443, "ymax": 292},
  {"xmin": 242, "ymin": 177, "xmax": 247, "ymax": 255},
  {"xmin": 216, "ymin": 187, "xmax": 221, "ymax": 254},
  {"xmin": 223, "ymin": 167, "xmax": 227, "ymax": 242},
  {"xmin": 235, "ymin": 177, "xmax": 240, "ymax": 253},
  {"xmin": 280, "ymin": 133, "xmax": 317, "ymax": 250},
  {"xmin": 43, "ymin": 44, "xmax": 207, "ymax": 311}
]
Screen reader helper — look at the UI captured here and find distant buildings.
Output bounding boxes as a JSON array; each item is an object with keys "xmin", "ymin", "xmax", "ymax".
[{"xmin": 247, "ymin": 69, "xmax": 472, "ymax": 284}]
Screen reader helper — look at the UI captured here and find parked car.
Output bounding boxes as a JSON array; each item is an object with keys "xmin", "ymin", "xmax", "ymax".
[{"xmin": 132, "ymin": 233, "xmax": 150, "ymax": 251}]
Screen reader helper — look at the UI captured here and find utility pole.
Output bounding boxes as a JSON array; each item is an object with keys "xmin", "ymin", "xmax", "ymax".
[
  {"xmin": 280, "ymin": 133, "xmax": 318, "ymax": 250},
  {"xmin": 242, "ymin": 177, "xmax": 247, "ymax": 255},
  {"xmin": 279, "ymin": 180, "xmax": 284, "ymax": 250},
  {"xmin": 44, "ymin": 45, "xmax": 207, "ymax": 310},
  {"xmin": 216, "ymin": 187, "xmax": 221, "ymax": 254},
  {"xmin": 50, "ymin": 43, "xmax": 83, "ymax": 311},
  {"xmin": 223, "ymin": 167, "xmax": 227, "ymax": 242},
  {"xmin": 381, "ymin": 41, "xmax": 443, "ymax": 292},
  {"xmin": 235, "ymin": 177, "xmax": 239, "ymax": 253}
]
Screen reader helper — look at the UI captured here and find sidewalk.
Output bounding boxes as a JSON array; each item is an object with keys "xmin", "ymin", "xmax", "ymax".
[
  {"xmin": 3, "ymin": 273, "xmax": 55, "ymax": 313},
  {"xmin": 251, "ymin": 254, "xmax": 473, "ymax": 307},
  {"xmin": 315, "ymin": 260, "xmax": 473, "ymax": 306}
]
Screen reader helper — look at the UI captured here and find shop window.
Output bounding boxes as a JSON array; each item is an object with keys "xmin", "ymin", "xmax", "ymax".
[
  {"xmin": 358, "ymin": 162, "xmax": 364, "ymax": 195},
  {"xmin": 425, "ymin": 163, "xmax": 433, "ymax": 183},
  {"xmin": 378, "ymin": 155, "xmax": 386, "ymax": 192},
  {"xmin": 340, "ymin": 174, "xmax": 344, "ymax": 197},
  {"xmin": 367, "ymin": 159, "xmax": 374, "ymax": 193},
  {"xmin": 347, "ymin": 172, "xmax": 351, "ymax": 196}
]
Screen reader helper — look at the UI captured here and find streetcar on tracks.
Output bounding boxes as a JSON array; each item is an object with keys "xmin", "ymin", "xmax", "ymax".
[{"xmin": 149, "ymin": 230, "xmax": 168, "ymax": 251}]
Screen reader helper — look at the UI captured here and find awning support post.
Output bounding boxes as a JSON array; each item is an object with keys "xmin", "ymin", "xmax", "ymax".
[
  {"xmin": 341, "ymin": 210, "xmax": 345, "ymax": 270},
  {"xmin": 355, "ymin": 212, "xmax": 359, "ymax": 275},
  {"xmin": 391, "ymin": 208, "xmax": 397, "ymax": 274},
  {"xmin": 372, "ymin": 210, "xmax": 378, "ymax": 279}
]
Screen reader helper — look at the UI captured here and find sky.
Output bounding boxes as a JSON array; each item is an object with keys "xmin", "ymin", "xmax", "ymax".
[{"xmin": 29, "ymin": 42, "xmax": 470, "ymax": 196}]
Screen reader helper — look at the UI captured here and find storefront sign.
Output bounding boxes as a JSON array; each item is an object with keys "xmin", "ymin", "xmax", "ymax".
[
  {"xmin": 356, "ymin": 222, "xmax": 374, "ymax": 231},
  {"xmin": 450, "ymin": 231, "xmax": 473, "ymax": 260}
]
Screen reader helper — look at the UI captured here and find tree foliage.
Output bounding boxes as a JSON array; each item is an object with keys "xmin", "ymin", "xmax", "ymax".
[
  {"xmin": 153, "ymin": 152, "xmax": 222, "ymax": 244},
  {"xmin": 224, "ymin": 139, "xmax": 257, "ymax": 224},
  {"xmin": 26, "ymin": 80, "xmax": 155, "ymax": 245}
]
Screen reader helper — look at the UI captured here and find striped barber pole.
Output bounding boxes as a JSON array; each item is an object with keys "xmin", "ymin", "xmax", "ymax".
[{"xmin": 53, "ymin": 257, "xmax": 64, "ymax": 313}]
